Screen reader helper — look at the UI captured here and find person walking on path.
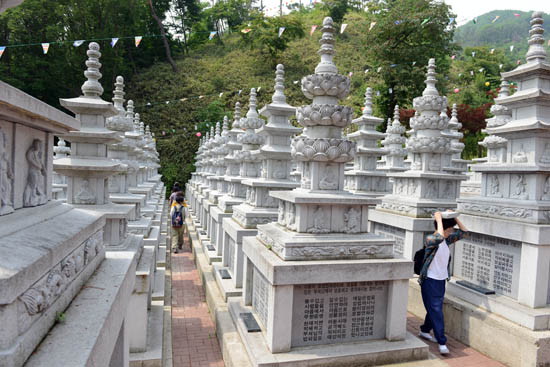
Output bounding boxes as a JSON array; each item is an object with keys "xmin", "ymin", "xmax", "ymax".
[
  {"xmin": 418, "ymin": 210, "xmax": 467, "ymax": 355},
  {"xmin": 169, "ymin": 181, "xmax": 183, "ymax": 207},
  {"xmin": 170, "ymin": 195, "xmax": 185, "ymax": 253}
]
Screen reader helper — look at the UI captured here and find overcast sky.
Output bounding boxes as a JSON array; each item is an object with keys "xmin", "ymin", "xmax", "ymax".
[{"xmin": 261, "ymin": 0, "xmax": 550, "ymax": 23}]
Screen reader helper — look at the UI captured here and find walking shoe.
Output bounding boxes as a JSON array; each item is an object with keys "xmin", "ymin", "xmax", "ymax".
[
  {"xmin": 439, "ymin": 345, "xmax": 450, "ymax": 355},
  {"xmin": 418, "ymin": 331, "xmax": 435, "ymax": 343}
]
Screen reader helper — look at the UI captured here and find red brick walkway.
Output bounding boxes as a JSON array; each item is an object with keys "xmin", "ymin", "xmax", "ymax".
[
  {"xmin": 171, "ymin": 234, "xmax": 224, "ymax": 367},
  {"xmin": 407, "ymin": 313, "xmax": 506, "ymax": 367}
]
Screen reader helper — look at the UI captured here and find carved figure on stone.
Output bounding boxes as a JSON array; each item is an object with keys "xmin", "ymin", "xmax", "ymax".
[
  {"xmin": 61, "ymin": 257, "xmax": 77, "ymax": 279},
  {"xmin": 512, "ymin": 174, "xmax": 529, "ymax": 199},
  {"xmin": 541, "ymin": 176, "xmax": 550, "ymax": 200},
  {"xmin": 540, "ymin": 143, "xmax": 550, "ymax": 164},
  {"xmin": 46, "ymin": 270, "xmax": 64, "ymax": 299},
  {"xmin": 396, "ymin": 179, "xmax": 405, "ymax": 195},
  {"xmin": 428, "ymin": 154, "xmax": 441, "ymax": 171},
  {"xmin": 408, "ymin": 179, "xmax": 419, "ymax": 196},
  {"xmin": 490, "ymin": 175, "xmax": 502, "ymax": 197},
  {"xmin": 319, "ymin": 165, "xmax": 338, "ymax": 189},
  {"xmin": 426, "ymin": 180, "xmax": 438, "ymax": 198},
  {"xmin": 443, "ymin": 181, "xmax": 453, "ymax": 198},
  {"xmin": 75, "ymin": 179, "xmax": 96, "ymax": 204},
  {"xmin": 308, "ymin": 205, "xmax": 329, "ymax": 233},
  {"xmin": 513, "ymin": 144, "xmax": 528, "ymax": 163},
  {"xmin": 23, "ymin": 139, "xmax": 47, "ymax": 207},
  {"xmin": 343, "ymin": 207, "xmax": 360, "ymax": 233},
  {"xmin": 287, "ymin": 204, "xmax": 296, "ymax": 230},
  {"xmin": 278, "ymin": 201, "xmax": 285, "ymax": 224},
  {"xmin": 0, "ymin": 128, "xmax": 14, "ymax": 215},
  {"xmin": 264, "ymin": 191, "xmax": 277, "ymax": 207},
  {"xmin": 273, "ymin": 161, "xmax": 286, "ymax": 179}
]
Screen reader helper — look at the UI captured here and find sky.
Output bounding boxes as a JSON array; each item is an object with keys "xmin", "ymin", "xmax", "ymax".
[{"xmin": 260, "ymin": 0, "xmax": 550, "ymax": 23}]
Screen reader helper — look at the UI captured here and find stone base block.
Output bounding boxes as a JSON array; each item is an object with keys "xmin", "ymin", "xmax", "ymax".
[
  {"xmin": 128, "ymin": 217, "xmax": 153, "ymax": 237},
  {"xmin": 130, "ymin": 301, "xmax": 164, "ymax": 367},
  {"xmin": 228, "ymin": 299, "xmax": 428, "ymax": 367},
  {"xmin": 143, "ymin": 225, "xmax": 160, "ymax": 248},
  {"xmin": 408, "ymin": 279, "xmax": 550, "ymax": 367},
  {"xmin": 156, "ymin": 245, "xmax": 167, "ymax": 268},
  {"xmin": 213, "ymin": 263, "xmax": 243, "ymax": 301},
  {"xmin": 203, "ymin": 241, "xmax": 222, "ymax": 264},
  {"xmin": 152, "ymin": 266, "xmax": 166, "ymax": 302}
]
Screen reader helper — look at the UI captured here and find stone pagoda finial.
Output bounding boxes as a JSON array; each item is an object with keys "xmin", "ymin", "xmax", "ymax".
[
  {"xmin": 448, "ymin": 104, "xmax": 465, "ymax": 155},
  {"xmin": 233, "ymin": 102, "xmax": 242, "ymax": 128},
  {"xmin": 112, "ymin": 76, "xmax": 125, "ymax": 114},
  {"xmin": 146, "ymin": 125, "xmax": 151, "ymax": 137},
  {"xmin": 126, "ymin": 100, "xmax": 134, "ymax": 119},
  {"xmin": 315, "ymin": 17, "xmax": 338, "ymax": 74},
  {"xmin": 222, "ymin": 115, "xmax": 229, "ymax": 134},
  {"xmin": 54, "ymin": 138, "xmax": 70, "ymax": 158},
  {"xmin": 272, "ymin": 64, "xmax": 287, "ymax": 104},
  {"xmin": 363, "ymin": 88, "xmax": 374, "ymax": 117},
  {"xmin": 81, "ymin": 42, "xmax": 104, "ymax": 98},
  {"xmin": 423, "ymin": 58, "xmax": 439, "ymax": 97},
  {"xmin": 246, "ymin": 89, "xmax": 259, "ymax": 119},
  {"xmin": 382, "ymin": 105, "xmax": 407, "ymax": 170},
  {"xmin": 526, "ymin": 11, "xmax": 547, "ymax": 63},
  {"xmin": 215, "ymin": 121, "xmax": 221, "ymax": 139},
  {"xmin": 139, "ymin": 121, "xmax": 145, "ymax": 135},
  {"xmin": 393, "ymin": 104, "xmax": 400, "ymax": 121},
  {"xmin": 487, "ymin": 78, "xmax": 512, "ymax": 128},
  {"xmin": 133, "ymin": 112, "xmax": 140, "ymax": 132}
]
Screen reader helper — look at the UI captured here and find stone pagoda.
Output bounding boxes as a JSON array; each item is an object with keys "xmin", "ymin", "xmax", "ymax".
[
  {"xmin": 216, "ymin": 65, "xmax": 300, "ymax": 300},
  {"xmin": 378, "ymin": 104, "xmax": 408, "ymax": 180},
  {"xmin": 52, "ymin": 138, "xmax": 70, "ymax": 201},
  {"xmin": 442, "ymin": 12, "xmax": 550, "ymax": 366},
  {"xmin": 345, "ymin": 87, "xmax": 389, "ymax": 196},
  {"xmin": 229, "ymin": 17, "xmax": 425, "ymax": 365},
  {"xmin": 442, "ymin": 103, "xmax": 469, "ymax": 173},
  {"xmin": 369, "ymin": 58, "xmax": 466, "ymax": 258}
]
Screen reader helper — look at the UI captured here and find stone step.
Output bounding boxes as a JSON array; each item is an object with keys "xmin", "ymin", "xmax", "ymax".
[
  {"xmin": 129, "ymin": 301, "xmax": 164, "ymax": 367},
  {"xmin": 157, "ymin": 245, "xmax": 167, "ymax": 268},
  {"xmin": 152, "ymin": 267, "xmax": 165, "ymax": 301},
  {"xmin": 143, "ymin": 225, "xmax": 160, "ymax": 248}
]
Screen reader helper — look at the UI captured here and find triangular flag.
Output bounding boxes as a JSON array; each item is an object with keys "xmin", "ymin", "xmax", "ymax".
[
  {"xmin": 238, "ymin": 89, "xmax": 242, "ymax": 95},
  {"xmin": 458, "ymin": 73, "xmax": 462, "ymax": 77},
  {"xmin": 73, "ymin": 40, "xmax": 85, "ymax": 47},
  {"xmin": 412, "ymin": 61, "xmax": 416, "ymax": 66},
  {"xmin": 41, "ymin": 43, "xmax": 50, "ymax": 54},
  {"xmin": 278, "ymin": 27, "xmax": 285, "ymax": 38},
  {"xmin": 293, "ymin": 80, "xmax": 299, "ymax": 84},
  {"xmin": 479, "ymin": 68, "xmax": 484, "ymax": 72},
  {"xmin": 340, "ymin": 23, "xmax": 347, "ymax": 34},
  {"xmin": 517, "ymin": 59, "xmax": 521, "ymax": 65},
  {"xmin": 348, "ymin": 71, "xmax": 353, "ymax": 77},
  {"xmin": 310, "ymin": 25, "xmax": 317, "ymax": 36},
  {"xmin": 165, "ymin": 101, "xmax": 170, "ymax": 104},
  {"xmin": 376, "ymin": 91, "xmax": 380, "ymax": 96},
  {"xmin": 241, "ymin": 28, "xmax": 252, "ymax": 33},
  {"xmin": 548, "ymin": 39, "xmax": 550, "ymax": 46},
  {"xmin": 0, "ymin": 46, "xmax": 5, "ymax": 59},
  {"xmin": 470, "ymin": 70, "xmax": 474, "ymax": 76},
  {"xmin": 135, "ymin": 36, "xmax": 143, "ymax": 47},
  {"xmin": 394, "ymin": 20, "xmax": 402, "ymax": 25},
  {"xmin": 219, "ymin": 92, "xmax": 223, "ymax": 98},
  {"xmin": 199, "ymin": 95, "xmax": 204, "ymax": 99},
  {"xmin": 111, "ymin": 38, "xmax": 119, "ymax": 47},
  {"xmin": 492, "ymin": 15, "xmax": 500, "ymax": 23},
  {"xmin": 369, "ymin": 21, "xmax": 376, "ymax": 31},
  {"xmin": 448, "ymin": 17, "xmax": 455, "ymax": 25},
  {"xmin": 209, "ymin": 31, "xmax": 216, "ymax": 40},
  {"xmin": 390, "ymin": 64, "xmax": 397, "ymax": 68},
  {"xmin": 499, "ymin": 64, "xmax": 503, "ymax": 69},
  {"xmin": 364, "ymin": 68, "xmax": 370, "ymax": 73},
  {"xmin": 451, "ymin": 54, "xmax": 456, "ymax": 60},
  {"xmin": 514, "ymin": 13, "xmax": 520, "ymax": 17},
  {"xmin": 471, "ymin": 51, "xmax": 475, "ymax": 57},
  {"xmin": 490, "ymin": 48, "xmax": 495, "ymax": 54},
  {"xmin": 510, "ymin": 45, "xmax": 514, "ymax": 52},
  {"xmin": 389, "ymin": 87, "xmax": 393, "ymax": 94},
  {"xmin": 377, "ymin": 66, "xmax": 382, "ymax": 72},
  {"xmin": 421, "ymin": 18, "xmax": 430, "ymax": 26},
  {"xmin": 181, "ymin": 98, "xmax": 188, "ymax": 102},
  {"xmin": 472, "ymin": 17, "xmax": 477, "ymax": 24},
  {"xmin": 257, "ymin": 87, "xmax": 261, "ymax": 92}
]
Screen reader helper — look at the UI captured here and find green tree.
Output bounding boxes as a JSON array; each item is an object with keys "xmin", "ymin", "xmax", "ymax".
[{"xmin": 365, "ymin": 0, "xmax": 458, "ymax": 123}]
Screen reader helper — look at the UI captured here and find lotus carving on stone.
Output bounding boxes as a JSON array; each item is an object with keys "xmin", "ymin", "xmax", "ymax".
[
  {"xmin": 301, "ymin": 74, "xmax": 350, "ymax": 99},
  {"xmin": 407, "ymin": 136, "xmax": 450, "ymax": 153},
  {"xmin": 413, "ymin": 95, "xmax": 447, "ymax": 112},
  {"xmin": 410, "ymin": 115, "xmax": 448, "ymax": 130},
  {"xmin": 296, "ymin": 104, "xmax": 353, "ymax": 127},
  {"xmin": 292, "ymin": 136, "xmax": 355, "ymax": 162}
]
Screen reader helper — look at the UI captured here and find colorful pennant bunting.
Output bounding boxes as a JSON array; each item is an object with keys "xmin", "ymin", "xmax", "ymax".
[
  {"xmin": 310, "ymin": 25, "xmax": 317, "ymax": 36},
  {"xmin": 278, "ymin": 27, "xmax": 285, "ymax": 38},
  {"xmin": 0, "ymin": 46, "xmax": 5, "ymax": 58},
  {"xmin": 135, "ymin": 36, "xmax": 142, "ymax": 47},
  {"xmin": 111, "ymin": 38, "xmax": 118, "ymax": 47},
  {"xmin": 340, "ymin": 23, "xmax": 347, "ymax": 34},
  {"xmin": 73, "ymin": 40, "xmax": 85, "ymax": 47},
  {"xmin": 369, "ymin": 21, "xmax": 376, "ymax": 31},
  {"xmin": 41, "ymin": 43, "xmax": 50, "ymax": 54},
  {"xmin": 209, "ymin": 31, "xmax": 216, "ymax": 40}
]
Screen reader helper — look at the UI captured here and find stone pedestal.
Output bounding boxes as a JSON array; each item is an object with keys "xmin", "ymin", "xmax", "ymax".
[{"xmin": 231, "ymin": 18, "xmax": 426, "ymax": 366}]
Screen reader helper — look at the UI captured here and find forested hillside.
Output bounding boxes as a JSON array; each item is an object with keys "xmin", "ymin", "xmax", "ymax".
[{"xmin": 2, "ymin": 1, "xmax": 546, "ymax": 190}]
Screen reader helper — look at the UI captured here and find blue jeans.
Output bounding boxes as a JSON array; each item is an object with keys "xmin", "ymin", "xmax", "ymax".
[{"xmin": 420, "ymin": 277, "xmax": 447, "ymax": 345}]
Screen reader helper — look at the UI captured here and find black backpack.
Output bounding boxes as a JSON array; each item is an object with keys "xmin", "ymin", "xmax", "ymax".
[
  {"xmin": 413, "ymin": 247, "xmax": 425, "ymax": 275},
  {"xmin": 171, "ymin": 205, "xmax": 184, "ymax": 227}
]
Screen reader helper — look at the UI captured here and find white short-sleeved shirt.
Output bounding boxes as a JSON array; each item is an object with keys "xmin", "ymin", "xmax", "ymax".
[{"xmin": 427, "ymin": 239, "xmax": 450, "ymax": 280}]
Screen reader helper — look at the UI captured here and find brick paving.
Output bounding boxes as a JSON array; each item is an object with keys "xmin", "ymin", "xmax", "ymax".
[
  {"xmin": 407, "ymin": 313, "xmax": 506, "ymax": 367},
  {"xmin": 171, "ymin": 232, "xmax": 224, "ymax": 367},
  {"xmin": 171, "ymin": 223, "xmax": 504, "ymax": 367}
]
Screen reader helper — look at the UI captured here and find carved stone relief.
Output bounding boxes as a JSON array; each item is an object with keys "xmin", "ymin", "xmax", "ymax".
[
  {"xmin": 23, "ymin": 139, "xmax": 47, "ymax": 207},
  {"xmin": 319, "ymin": 164, "xmax": 338, "ymax": 190},
  {"xmin": 75, "ymin": 179, "xmax": 96, "ymax": 204},
  {"xmin": 426, "ymin": 180, "xmax": 438, "ymax": 198},
  {"xmin": 540, "ymin": 143, "xmax": 550, "ymax": 165},
  {"xmin": 428, "ymin": 154, "xmax": 441, "ymax": 171},
  {"xmin": 278, "ymin": 201, "xmax": 285, "ymax": 225},
  {"xmin": 273, "ymin": 160, "xmax": 286, "ymax": 179},
  {"xmin": 0, "ymin": 127, "xmax": 14, "ymax": 215},
  {"xmin": 541, "ymin": 176, "xmax": 550, "ymax": 200},
  {"xmin": 307, "ymin": 205, "xmax": 329, "ymax": 233},
  {"xmin": 442, "ymin": 180, "xmax": 454, "ymax": 199},
  {"xmin": 489, "ymin": 175, "xmax": 502, "ymax": 197},
  {"xmin": 343, "ymin": 207, "xmax": 360, "ymax": 233},
  {"xmin": 511, "ymin": 174, "xmax": 529, "ymax": 199},
  {"xmin": 512, "ymin": 144, "xmax": 528, "ymax": 163}
]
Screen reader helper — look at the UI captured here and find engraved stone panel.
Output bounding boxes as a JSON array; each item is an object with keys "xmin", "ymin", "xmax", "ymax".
[
  {"xmin": 454, "ymin": 233, "xmax": 521, "ymax": 299},
  {"xmin": 374, "ymin": 223, "xmax": 406, "ymax": 255},
  {"xmin": 291, "ymin": 281, "xmax": 388, "ymax": 347},
  {"xmin": 252, "ymin": 266, "xmax": 270, "ymax": 328},
  {"xmin": 227, "ymin": 236, "xmax": 236, "ymax": 272}
]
